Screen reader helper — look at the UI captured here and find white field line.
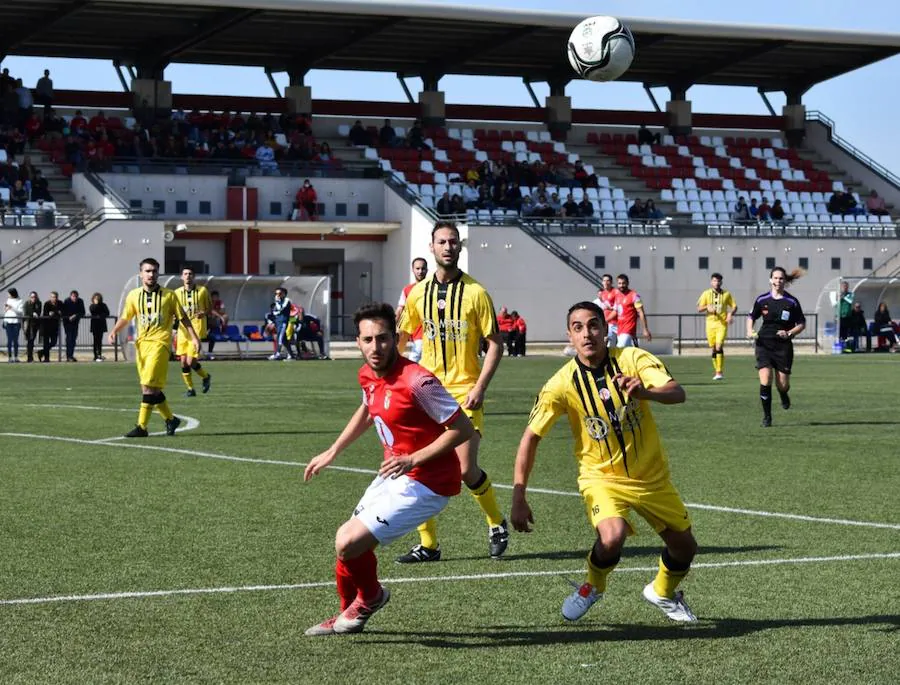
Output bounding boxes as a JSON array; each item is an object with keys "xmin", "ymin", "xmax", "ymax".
[
  {"xmin": 0, "ymin": 552, "xmax": 897, "ymax": 607},
  {"xmin": 2, "ymin": 432, "xmax": 899, "ymax": 531},
  {"xmin": 19, "ymin": 404, "xmax": 201, "ymax": 440}
]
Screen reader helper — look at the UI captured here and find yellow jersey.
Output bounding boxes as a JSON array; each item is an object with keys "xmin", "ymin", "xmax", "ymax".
[
  {"xmin": 697, "ymin": 288, "xmax": 736, "ymax": 326},
  {"xmin": 527, "ymin": 347, "xmax": 675, "ymax": 487},
  {"xmin": 398, "ymin": 272, "xmax": 499, "ymax": 393},
  {"xmin": 121, "ymin": 286, "xmax": 184, "ymax": 346},
  {"xmin": 174, "ymin": 285, "xmax": 212, "ymax": 339}
]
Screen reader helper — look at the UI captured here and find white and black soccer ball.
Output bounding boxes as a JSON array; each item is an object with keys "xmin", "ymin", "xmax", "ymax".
[{"xmin": 567, "ymin": 16, "xmax": 636, "ymax": 82}]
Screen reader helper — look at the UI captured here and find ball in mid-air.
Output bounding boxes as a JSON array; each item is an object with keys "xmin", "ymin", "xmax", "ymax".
[{"xmin": 567, "ymin": 16, "xmax": 636, "ymax": 82}]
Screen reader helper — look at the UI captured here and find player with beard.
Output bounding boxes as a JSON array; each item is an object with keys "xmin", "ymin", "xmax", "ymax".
[{"xmin": 396, "ymin": 257, "xmax": 429, "ymax": 362}]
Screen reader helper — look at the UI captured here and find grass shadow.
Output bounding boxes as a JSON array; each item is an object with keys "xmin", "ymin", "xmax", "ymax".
[{"xmin": 449, "ymin": 545, "xmax": 782, "ymax": 563}]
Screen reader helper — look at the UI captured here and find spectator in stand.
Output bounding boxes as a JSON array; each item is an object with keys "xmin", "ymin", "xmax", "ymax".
[
  {"xmin": 476, "ymin": 183, "xmax": 493, "ymax": 210},
  {"xmin": 436, "ymin": 191, "xmax": 452, "ymax": 215},
  {"xmin": 873, "ymin": 303, "xmax": 898, "ymax": 351},
  {"xmin": 645, "ymin": 199, "xmax": 663, "ymax": 221},
  {"xmin": 61, "ymin": 289, "xmax": 86, "ymax": 362},
  {"xmin": 89, "ymin": 292, "xmax": 110, "ymax": 362},
  {"xmin": 14, "ymin": 79, "xmax": 33, "ymax": 131},
  {"xmin": 562, "ymin": 194, "xmax": 580, "ymax": 218},
  {"xmin": 295, "ymin": 178, "xmax": 318, "ymax": 220},
  {"xmin": 520, "ymin": 195, "xmax": 535, "ymax": 217},
  {"xmin": 316, "ymin": 141, "xmax": 333, "ymax": 163},
  {"xmin": 841, "ymin": 188, "xmax": 864, "ymax": 216},
  {"xmin": 732, "ymin": 197, "xmax": 751, "ymax": 223},
  {"xmin": 3, "ymin": 287, "xmax": 24, "ymax": 362},
  {"xmin": 638, "ymin": 123, "xmax": 661, "ymax": 146},
  {"xmin": 406, "ymin": 120, "xmax": 428, "ymax": 150},
  {"xmin": 463, "ymin": 180, "xmax": 480, "ymax": 209},
  {"xmin": 39, "ymin": 290, "xmax": 62, "ymax": 362},
  {"xmin": 348, "ymin": 120, "xmax": 369, "ymax": 146},
  {"xmin": 572, "ymin": 159, "xmax": 599, "ymax": 189},
  {"xmin": 88, "ymin": 110, "xmax": 108, "ymax": 133},
  {"xmin": 10, "ymin": 180, "xmax": 27, "ymax": 209},
  {"xmin": 255, "ymin": 142, "xmax": 278, "ymax": 173},
  {"xmin": 0, "ymin": 68, "xmax": 15, "ymax": 97},
  {"xmin": 43, "ymin": 108, "xmax": 65, "ymax": 139},
  {"xmin": 64, "ymin": 134, "xmax": 83, "ymax": 169},
  {"xmin": 771, "ymin": 199, "xmax": 787, "ymax": 223},
  {"xmin": 758, "ymin": 197, "xmax": 772, "ymax": 222},
  {"xmin": 534, "ymin": 193, "xmax": 556, "ymax": 217},
  {"xmin": 505, "ymin": 182, "xmax": 523, "ymax": 212},
  {"xmin": 450, "ymin": 194, "xmax": 466, "ymax": 214},
  {"xmin": 35, "ymin": 69, "xmax": 53, "ymax": 115},
  {"xmin": 628, "ymin": 198, "xmax": 646, "ymax": 221},
  {"xmin": 379, "ymin": 118, "xmax": 398, "ymax": 148},
  {"xmin": 866, "ymin": 190, "xmax": 889, "ymax": 216},
  {"xmin": 577, "ymin": 196, "xmax": 594, "ymax": 218},
  {"xmin": 749, "ymin": 198, "xmax": 759, "ymax": 220},
  {"xmin": 548, "ymin": 192, "xmax": 563, "ymax": 216},
  {"xmin": 69, "ymin": 109, "xmax": 87, "ymax": 134},
  {"xmin": 465, "ymin": 166, "xmax": 480, "ymax": 184},
  {"xmin": 510, "ymin": 310, "xmax": 527, "ymax": 357},
  {"xmin": 492, "ymin": 181, "xmax": 509, "ymax": 209},
  {"xmin": 23, "ymin": 291, "xmax": 41, "ymax": 362}
]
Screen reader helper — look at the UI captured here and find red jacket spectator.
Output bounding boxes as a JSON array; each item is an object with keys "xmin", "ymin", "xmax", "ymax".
[
  {"xmin": 296, "ymin": 180, "xmax": 318, "ymax": 220},
  {"xmin": 497, "ymin": 307, "xmax": 514, "ymax": 333}
]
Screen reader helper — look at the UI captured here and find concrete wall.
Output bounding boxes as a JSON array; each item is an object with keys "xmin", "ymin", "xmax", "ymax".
[
  {"xmin": 0, "ymin": 228, "xmax": 54, "ymax": 264},
  {"xmin": 6, "ymin": 220, "xmax": 165, "ymax": 308},
  {"xmin": 98, "ymin": 173, "xmax": 385, "ymax": 222},
  {"xmin": 173, "ymin": 239, "xmax": 227, "ymax": 273}
]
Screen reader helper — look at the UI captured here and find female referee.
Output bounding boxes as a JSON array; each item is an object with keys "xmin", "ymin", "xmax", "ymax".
[{"xmin": 746, "ymin": 267, "xmax": 806, "ymax": 427}]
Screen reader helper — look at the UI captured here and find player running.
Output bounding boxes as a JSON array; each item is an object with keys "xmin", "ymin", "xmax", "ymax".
[
  {"xmin": 696, "ymin": 273, "xmax": 737, "ymax": 380},
  {"xmin": 614, "ymin": 274, "xmax": 651, "ymax": 347}
]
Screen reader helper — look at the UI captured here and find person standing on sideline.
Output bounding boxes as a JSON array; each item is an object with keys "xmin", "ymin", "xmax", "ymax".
[
  {"xmin": 269, "ymin": 287, "xmax": 295, "ymax": 360},
  {"xmin": 61, "ymin": 289, "xmax": 85, "ymax": 361},
  {"xmin": 39, "ymin": 291, "xmax": 62, "ymax": 362},
  {"xmin": 23, "ymin": 291, "xmax": 41, "ymax": 362},
  {"xmin": 614, "ymin": 274, "xmax": 651, "ymax": 347},
  {"xmin": 511, "ymin": 301, "xmax": 698, "ymax": 623},
  {"xmin": 509, "ymin": 310, "xmax": 527, "ymax": 357},
  {"xmin": 696, "ymin": 273, "xmax": 737, "ymax": 380},
  {"xmin": 747, "ymin": 267, "xmax": 806, "ymax": 428},
  {"xmin": 837, "ymin": 280, "xmax": 854, "ymax": 346},
  {"xmin": 395, "ymin": 257, "xmax": 428, "ymax": 362},
  {"xmin": 89, "ymin": 292, "xmax": 110, "ymax": 361},
  {"xmin": 396, "ymin": 221, "xmax": 508, "ymax": 562},
  {"xmin": 3, "ymin": 288, "xmax": 24, "ymax": 362},
  {"xmin": 592, "ymin": 274, "xmax": 619, "ymax": 347},
  {"xmin": 107, "ymin": 258, "xmax": 200, "ymax": 438},
  {"xmin": 174, "ymin": 266, "xmax": 213, "ymax": 396},
  {"xmin": 303, "ymin": 303, "xmax": 474, "ymax": 636}
]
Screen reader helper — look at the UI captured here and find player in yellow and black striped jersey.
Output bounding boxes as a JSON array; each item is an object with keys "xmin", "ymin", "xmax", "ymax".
[
  {"xmin": 511, "ymin": 301, "xmax": 699, "ymax": 623},
  {"xmin": 108, "ymin": 257, "xmax": 200, "ymax": 439},
  {"xmin": 696, "ymin": 272, "xmax": 737, "ymax": 380},
  {"xmin": 174, "ymin": 266, "xmax": 213, "ymax": 397},
  {"xmin": 396, "ymin": 221, "xmax": 508, "ymax": 562}
]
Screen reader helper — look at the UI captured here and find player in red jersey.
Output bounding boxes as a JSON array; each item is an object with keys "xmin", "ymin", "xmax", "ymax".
[
  {"xmin": 614, "ymin": 274, "xmax": 652, "ymax": 347},
  {"xmin": 303, "ymin": 302, "xmax": 474, "ymax": 636},
  {"xmin": 593, "ymin": 274, "xmax": 619, "ymax": 347},
  {"xmin": 396, "ymin": 257, "xmax": 428, "ymax": 362}
]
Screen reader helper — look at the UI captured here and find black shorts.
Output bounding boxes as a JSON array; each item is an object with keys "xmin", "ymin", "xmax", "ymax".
[{"xmin": 755, "ymin": 339, "xmax": 793, "ymax": 374}]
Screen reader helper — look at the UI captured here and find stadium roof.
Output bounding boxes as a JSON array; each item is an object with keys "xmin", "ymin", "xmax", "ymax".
[{"xmin": 4, "ymin": 0, "xmax": 900, "ymax": 92}]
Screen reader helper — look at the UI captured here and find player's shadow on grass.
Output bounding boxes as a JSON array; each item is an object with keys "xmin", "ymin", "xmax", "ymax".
[
  {"xmin": 451, "ymin": 544, "xmax": 781, "ymax": 563},
  {"xmin": 365, "ymin": 614, "xmax": 900, "ymax": 648}
]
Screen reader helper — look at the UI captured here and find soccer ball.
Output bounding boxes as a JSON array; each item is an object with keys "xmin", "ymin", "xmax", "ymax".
[{"xmin": 566, "ymin": 16, "xmax": 635, "ymax": 82}]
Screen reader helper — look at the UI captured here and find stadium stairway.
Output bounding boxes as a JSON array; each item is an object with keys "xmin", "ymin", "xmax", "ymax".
[{"xmin": 24, "ymin": 144, "xmax": 87, "ymax": 219}]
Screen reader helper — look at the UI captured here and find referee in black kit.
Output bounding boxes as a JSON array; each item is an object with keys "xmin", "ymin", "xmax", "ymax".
[{"xmin": 746, "ymin": 267, "xmax": 807, "ymax": 428}]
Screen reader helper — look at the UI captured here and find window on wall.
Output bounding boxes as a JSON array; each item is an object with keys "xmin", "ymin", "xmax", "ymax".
[
  {"xmin": 698, "ymin": 256, "xmax": 709, "ymax": 270},
  {"xmin": 594, "ymin": 255, "xmax": 605, "ymax": 269},
  {"xmin": 863, "ymin": 257, "xmax": 873, "ymax": 270},
  {"xmin": 664, "ymin": 256, "xmax": 675, "ymax": 269},
  {"xmin": 335, "ymin": 203, "xmax": 347, "ymax": 217},
  {"xmin": 175, "ymin": 200, "xmax": 188, "ymax": 215},
  {"xmin": 199, "ymin": 201, "xmax": 211, "ymax": 215},
  {"xmin": 732, "ymin": 256, "xmax": 743, "ymax": 270},
  {"xmin": 630, "ymin": 256, "xmax": 640, "ymax": 269},
  {"xmin": 270, "ymin": 202, "xmax": 282, "ymax": 217},
  {"xmin": 129, "ymin": 199, "xmax": 142, "ymax": 209},
  {"xmin": 831, "ymin": 257, "xmax": 841, "ymax": 270},
  {"xmin": 153, "ymin": 200, "xmax": 165, "ymax": 214},
  {"xmin": 316, "ymin": 202, "xmax": 326, "ymax": 217},
  {"xmin": 799, "ymin": 257, "xmax": 809, "ymax": 270},
  {"xmin": 357, "ymin": 203, "xmax": 369, "ymax": 217},
  {"xmin": 765, "ymin": 257, "xmax": 776, "ymax": 269}
]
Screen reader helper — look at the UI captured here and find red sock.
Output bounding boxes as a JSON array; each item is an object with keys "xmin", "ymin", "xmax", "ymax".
[
  {"xmin": 335, "ymin": 558, "xmax": 357, "ymax": 611},
  {"xmin": 342, "ymin": 549, "xmax": 381, "ymax": 603}
]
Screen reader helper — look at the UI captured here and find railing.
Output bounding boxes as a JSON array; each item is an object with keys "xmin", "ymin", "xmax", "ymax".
[
  {"xmin": 105, "ymin": 157, "xmax": 382, "ymax": 180},
  {"xmin": 516, "ymin": 222, "xmax": 603, "ymax": 289},
  {"xmin": 806, "ymin": 111, "xmax": 900, "ymax": 189},
  {"xmin": 1, "ymin": 316, "xmax": 122, "ymax": 361},
  {"xmin": 647, "ymin": 313, "xmax": 820, "ymax": 355},
  {"xmin": 384, "ymin": 172, "xmax": 441, "ymax": 221}
]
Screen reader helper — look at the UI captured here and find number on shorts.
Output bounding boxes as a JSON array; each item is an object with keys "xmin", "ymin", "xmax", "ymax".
[{"xmin": 373, "ymin": 415, "xmax": 395, "ymax": 448}]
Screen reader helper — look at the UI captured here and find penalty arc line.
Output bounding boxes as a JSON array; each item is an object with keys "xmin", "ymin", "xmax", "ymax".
[
  {"xmin": 0, "ymin": 552, "xmax": 897, "ymax": 607},
  {"xmin": 2, "ymin": 432, "xmax": 899, "ymax": 531}
]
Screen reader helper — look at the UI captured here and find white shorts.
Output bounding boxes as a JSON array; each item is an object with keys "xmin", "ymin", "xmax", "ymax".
[
  {"xmin": 353, "ymin": 474, "xmax": 449, "ymax": 545},
  {"xmin": 617, "ymin": 333, "xmax": 637, "ymax": 347},
  {"xmin": 606, "ymin": 324, "xmax": 618, "ymax": 348},
  {"xmin": 407, "ymin": 339, "xmax": 423, "ymax": 363}
]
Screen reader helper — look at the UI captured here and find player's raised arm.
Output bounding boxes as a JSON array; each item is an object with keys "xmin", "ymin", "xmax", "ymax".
[
  {"xmin": 304, "ymin": 402, "xmax": 373, "ymax": 481},
  {"xmin": 510, "ymin": 427, "xmax": 542, "ymax": 533}
]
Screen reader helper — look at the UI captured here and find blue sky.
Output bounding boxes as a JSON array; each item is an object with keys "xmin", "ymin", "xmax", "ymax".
[{"xmin": 3, "ymin": 0, "xmax": 899, "ymax": 170}]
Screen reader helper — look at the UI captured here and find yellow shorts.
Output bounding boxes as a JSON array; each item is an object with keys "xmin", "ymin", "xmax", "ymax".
[
  {"xmin": 135, "ymin": 340, "xmax": 170, "ymax": 389},
  {"xmin": 447, "ymin": 387, "xmax": 484, "ymax": 433},
  {"xmin": 175, "ymin": 334, "xmax": 200, "ymax": 358},
  {"xmin": 582, "ymin": 478, "xmax": 691, "ymax": 535},
  {"xmin": 706, "ymin": 323, "xmax": 727, "ymax": 348}
]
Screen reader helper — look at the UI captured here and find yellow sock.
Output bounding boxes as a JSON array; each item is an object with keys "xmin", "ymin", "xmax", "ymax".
[
  {"xmin": 138, "ymin": 403, "xmax": 152, "ymax": 429},
  {"xmin": 652, "ymin": 553, "xmax": 690, "ymax": 599},
  {"xmin": 156, "ymin": 400, "xmax": 174, "ymax": 421},
  {"xmin": 195, "ymin": 365, "xmax": 209, "ymax": 379},
  {"xmin": 586, "ymin": 552, "xmax": 619, "ymax": 593},
  {"xmin": 711, "ymin": 352, "xmax": 718, "ymax": 374},
  {"xmin": 468, "ymin": 472, "xmax": 505, "ymax": 527},
  {"xmin": 417, "ymin": 518, "xmax": 438, "ymax": 550},
  {"xmin": 181, "ymin": 372, "xmax": 194, "ymax": 390},
  {"xmin": 717, "ymin": 352, "xmax": 724, "ymax": 374}
]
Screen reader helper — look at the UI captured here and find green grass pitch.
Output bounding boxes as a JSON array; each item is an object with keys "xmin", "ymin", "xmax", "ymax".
[{"xmin": 0, "ymin": 354, "xmax": 898, "ymax": 683}]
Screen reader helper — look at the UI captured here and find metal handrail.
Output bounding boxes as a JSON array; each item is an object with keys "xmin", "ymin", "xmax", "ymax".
[
  {"xmin": 515, "ymin": 221, "xmax": 603, "ymax": 288},
  {"xmin": 806, "ymin": 110, "xmax": 900, "ymax": 189}
]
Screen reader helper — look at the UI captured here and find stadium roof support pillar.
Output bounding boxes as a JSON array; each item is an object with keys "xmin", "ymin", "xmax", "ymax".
[
  {"xmin": 418, "ymin": 73, "xmax": 445, "ymax": 127},
  {"xmin": 783, "ymin": 86, "xmax": 808, "ymax": 147},
  {"xmin": 131, "ymin": 75, "xmax": 172, "ymax": 121},
  {"xmin": 666, "ymin": 84, "xmax": 692, "ymax": 136},
  {"xmin": 544, "ymin": 77, "xmax": 571, "ymax": 138}
]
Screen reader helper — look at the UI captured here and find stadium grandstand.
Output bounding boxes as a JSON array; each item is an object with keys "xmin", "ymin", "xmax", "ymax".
[{"xmin": 2, "ymin": 0, "xmax": 900, "ymax": 345}]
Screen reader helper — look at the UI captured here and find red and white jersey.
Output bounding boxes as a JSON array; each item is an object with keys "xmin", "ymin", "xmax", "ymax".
[
  {"xmin": 398, "ymin": 282, "xmax": 423, "ymax": 340},
  {"xmin": 615, "ymin": 289, "xmax": 644, "ymax": 336},
  {"xmin": 596, "ymin": 289, "xmax": 619, "ymax": 325},
  {"xmin": 358, "ymin": 356, "xmax": 462, "ymax": 496}
]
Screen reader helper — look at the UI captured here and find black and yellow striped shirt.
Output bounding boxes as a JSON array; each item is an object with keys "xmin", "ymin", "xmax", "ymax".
[
  {"xmin": 174, "ymin": 285, "xmax": 212, "ymax": 339},
  {"xmin": 528, "ymin": 347, "xmax": 674, "ymax": 485},
  {"xmin": 121, "ymin": 286, "xmax": 183, "ymax": 346},
  {"xmin": 398, "ymin": 272, "xmax": 499, "ymax": 394}
]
